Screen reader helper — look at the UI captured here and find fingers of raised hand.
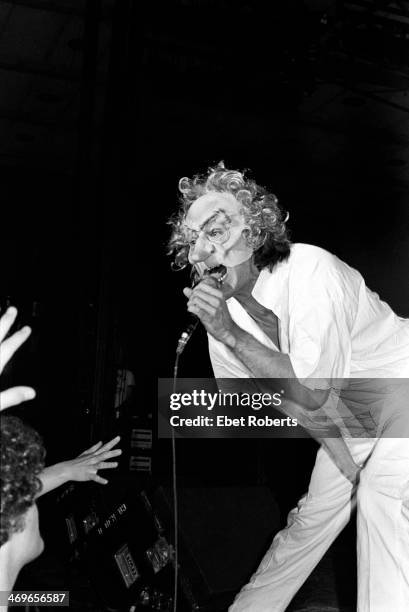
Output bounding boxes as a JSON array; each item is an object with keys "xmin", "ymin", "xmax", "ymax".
[
  {"xmin": 96, "ymin": 461, "xmax": 119, "ymax": 470},
  {"xmin": 87, "ymin": 449, "xmax": 122, "ymax": 466},
  {"xmin": 97, "ymin": 449, "xmax": 122, "ymax": 461},
  {"xmin": 0, "ymin": 306, "xmax": 18, "ymax": 342},
  {"xmin": 89, "ymin": 457, "xmax": 120, "ymax": 485},
  {"xmin": 94, "ymin": 435, "xmax": 121, "ymax": 455},
  {"xmin": 0, "ymin": 386, "xmax": 36, "ymax": 411},
  {"xmin": 80, "ymin": 441, "xmax": 103, "ymax": 456},
  {"xmin": 0, "ymin": 325, "xmax": 32, "ymax": 373},
  {"xmin": 91, "ymin": 471, "xmax": 108, "ymax": 485}
]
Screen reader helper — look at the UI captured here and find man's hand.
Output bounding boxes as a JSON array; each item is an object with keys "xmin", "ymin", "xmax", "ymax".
[
  {"xmin": 0, "ymin": 306, "xmax": 36, "ymax": 411},
  {"xmin": 183, "ymin": 279, "xmax": 237, "ymax": 346},
  {"xmin": 320, "ymin": 437, "xmax": 362, "ymax": 485}
]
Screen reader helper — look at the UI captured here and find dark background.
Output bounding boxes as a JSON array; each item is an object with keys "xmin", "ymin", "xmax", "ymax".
[{"xmin": 1, "ymin": 0, "xmax": 409, "ymax": 512}]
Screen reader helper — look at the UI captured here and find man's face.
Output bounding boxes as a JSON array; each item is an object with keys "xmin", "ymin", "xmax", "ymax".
[{"xmin": 183, "ymin": 191, "xmax": 254, "ymax": 295}]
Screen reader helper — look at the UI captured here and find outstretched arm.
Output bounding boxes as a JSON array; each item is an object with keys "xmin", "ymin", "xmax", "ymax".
[{"xmin": 37, "ymin": 436, "xmax": 122, "ymax": 497}]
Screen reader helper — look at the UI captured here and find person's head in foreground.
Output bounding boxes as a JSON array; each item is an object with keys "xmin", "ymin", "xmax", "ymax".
[
  {"xmin": 0, "ymin": 416, "xmax": 45, "ymax": 592},
  {"xmin": 168, "ymin": 161, "xmax": 291, "ymax": 297}
]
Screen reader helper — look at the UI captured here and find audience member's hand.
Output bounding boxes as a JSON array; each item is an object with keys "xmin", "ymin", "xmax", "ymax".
[
  {"xmin": 0, "ymin": 306, "xmax": 36, "ymax": 411},
  {"xmin": 63, "ymin": 436, "xmax": 122, "ymax": 485}
]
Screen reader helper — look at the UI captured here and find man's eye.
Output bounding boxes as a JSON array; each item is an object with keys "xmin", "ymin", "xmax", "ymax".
[{"xmin": 208, "ymin": 229, "xmax": 223, "ymax": 237}]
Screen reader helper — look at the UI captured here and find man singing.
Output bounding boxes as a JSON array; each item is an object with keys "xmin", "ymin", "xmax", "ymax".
[{"xmin": 168, "ymin": 162, "xmax": 409, "ymax": 611}]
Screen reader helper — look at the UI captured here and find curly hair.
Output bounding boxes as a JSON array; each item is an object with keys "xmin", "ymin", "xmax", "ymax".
[
  {"xmin": 168, "ymin": 161, "xmax": 291, "ymax": 271},
  {"xmin": 0, "ymin": 416, "xmax": 45, "ymax": 546}
]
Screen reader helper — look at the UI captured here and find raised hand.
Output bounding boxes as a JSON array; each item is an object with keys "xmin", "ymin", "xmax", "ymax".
[{"xmin": 0, "ymin": 306, "xmax": 36, "ymax": 411}]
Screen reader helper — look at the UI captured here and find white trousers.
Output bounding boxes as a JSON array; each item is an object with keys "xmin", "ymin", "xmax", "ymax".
[{"xmin": 229, "ymin": 436, "xmax": 409, "ymax": 612}]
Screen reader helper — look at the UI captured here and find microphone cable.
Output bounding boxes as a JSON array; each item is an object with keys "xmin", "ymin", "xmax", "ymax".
[
  {"xmin": 170, "ymin": 272, "xmax": 217, "ymax": 610},
  {"xmin": 171, "ymin": 318, "xmax": 198, "ymax": 612}
]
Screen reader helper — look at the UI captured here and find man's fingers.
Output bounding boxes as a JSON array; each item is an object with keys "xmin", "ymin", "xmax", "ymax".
[
  {"xmin": 190, "ymin": 287, "xmax": 220, "ymax": 308},
  {"xmin": 188, "ymin": 304, "xmax": 200, "ymax": 316},
  {"xmin": 194, "ymin": 279, "xmax": 223, "ymax": 297},
  {"xmin": 0, "ymin": 326, "xmax": 32, "ymax": 373},
  {"xmin": 0, "ymin": 306, "xmax": 18, "ymax": 343},
  {"xmin": 94, "ymin": 435, "xmax": 121, "ymax": 455},
  {"xmin": 0, "ymin": 386, "xmax": 36, "ymax": 411},
  {"xmin": 184, "ymin": 282, "xmax": 223, "ymax": 300},
  {"xmin": 188, "ymin": 297, "xmax": 216, "ymax": 317}
]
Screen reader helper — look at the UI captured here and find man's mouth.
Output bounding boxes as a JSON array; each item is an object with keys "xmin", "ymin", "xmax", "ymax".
[{"xmin": 204, "ymin": 264, "xmax": 227, "ymax": 284}]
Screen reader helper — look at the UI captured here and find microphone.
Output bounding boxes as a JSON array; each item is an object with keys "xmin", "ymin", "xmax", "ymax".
[
  {"xmin": 176, "ymin": 318, "xmax": 199, "ymax": 355},
  {"xmin": 175, "ymin": 266, "xmax": 204, "ymax": 356},
  {"xmin": 176, "ymin": 264, "xmax": 224, "ymax": 356}
]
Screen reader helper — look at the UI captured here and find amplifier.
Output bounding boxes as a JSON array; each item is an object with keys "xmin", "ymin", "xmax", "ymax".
[{"xmin": 55, "ymin": 479, "xmax": 280, "ymax": 611}]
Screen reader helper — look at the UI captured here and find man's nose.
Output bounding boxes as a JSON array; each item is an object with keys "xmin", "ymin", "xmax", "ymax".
[{"xmin": 188, "ymin": 235, "xmax": 215, "ymax": 263}]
